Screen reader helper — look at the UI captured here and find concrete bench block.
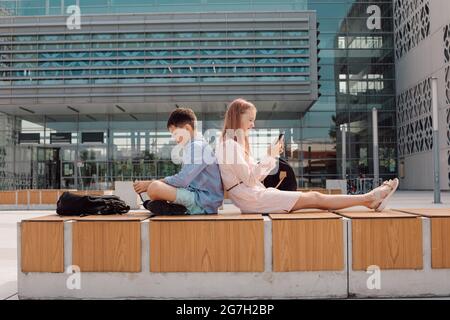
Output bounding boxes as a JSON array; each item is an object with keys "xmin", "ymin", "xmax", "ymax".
[
  {"xmin": 149, "ymin": 214, "xmax": 265, "ymax": 272},
  {"xmin": 270, "ymin": 212, "xmax": 345, "ymax": 272},
  {"xmin": 18, "ymin": 214, "xmax": 349, "ymax": 299},
  {"xmin": 17, "ymin": 209, "xmax": 450, "ymax": 299},
  {"xmin": 341, "ymin": 211, "xmax": 423, "ymax": 270},
  {"xmin": 337, "ymin": 210, "xmax": 450, "ymax": 297},
  {"xmin": 394, "ymin": 209, "xmax": 450, "ymax": 269},
  {"xmin": 18, "ymin": 272, "xmax": 350, "ymax": 299}
]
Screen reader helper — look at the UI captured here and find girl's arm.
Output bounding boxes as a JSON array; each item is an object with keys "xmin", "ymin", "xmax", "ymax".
[{"xmin": 224, "ymin": 139, "xmax": 277, "ymax": 187}]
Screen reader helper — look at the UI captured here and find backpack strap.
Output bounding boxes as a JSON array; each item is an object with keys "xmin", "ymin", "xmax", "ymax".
[{"xmin": 274, "ymin": 171, "xmax": 287, "ymax": 189}]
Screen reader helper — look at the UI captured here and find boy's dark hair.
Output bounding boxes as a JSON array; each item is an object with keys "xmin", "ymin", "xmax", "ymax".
[{"xmin": 167, "ymin": 108, "xmax": 197, "ymax": 129}]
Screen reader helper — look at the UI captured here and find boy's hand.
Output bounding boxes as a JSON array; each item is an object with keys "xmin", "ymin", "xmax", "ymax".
[{"xmin": 133, "ymin": 180, "xmax": 153, "ymax": 194}]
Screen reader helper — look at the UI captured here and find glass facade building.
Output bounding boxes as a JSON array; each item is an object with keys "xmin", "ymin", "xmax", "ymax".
[{"xmin": 0, "ymin": 0, "xmax": 396, "ymax": 191}]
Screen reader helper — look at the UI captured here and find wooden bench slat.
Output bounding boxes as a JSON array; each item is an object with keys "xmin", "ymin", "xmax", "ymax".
[
  {"xmin": 23, "ymin": 213, "xmax": 151, "ymax": 221},
  {"xmin": 272, "ymin": 216, "xmax": 344, "ymax": 271},
  {"xmin": 74, "ymin": 213, "xmax": 150, "ymax": 221},
  {"xmin": 150, "ymin": 217, "xmax": 264, "ymax": 272},
  {"xmin": 23, "ymin": 215, "xmax": 74, "ymax": 222},
  {"xmin": 40, "ymin": 190, "xmax": 59, "ymax": 205},
  {"xmin": 270, "ymin": 211, "xmax": 341, "ymax": 220},
  {"xmin": 393, "ymin": 208, "xmax": 450, "ymax": 217},
  {"xmin": 150, "ymin": 213, "xmax": 263, "ymax": 221},
  {"xmin": 0, "ymin": 191, "xmax": 16, "ymax": 205},
  {"xmin": 21, "ymin": 221, "xmax": 64, "ymax": 272},
  {"xmin": 431, "ymin": 218, "xmax": 450, "ymax": 268},
  {"xmin": 29, "ymin": 191, "xmax": 40, "ymax": 205},
  {"xmin": 351, "ymin": 217, "xmax": 423, "ymax": 270},
  {"xmin": 394, "ymin": 209, "xmax": 450, "ymax": 269},
  {"xmin": 73, "ymin": 221, "xmax": 141, "ymax": 272},
  {"xmin": 335, "ymin": 210, "xmax": 417, "ymax": 219},
  {"xmin": 17, "ymin": 190, "xmax": 28, "ymax": 205}
]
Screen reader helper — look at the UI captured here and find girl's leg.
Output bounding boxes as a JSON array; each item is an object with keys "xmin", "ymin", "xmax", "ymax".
[
  {"xmin": 146, "ymin": 180, "xmax": 177, "ymax": 202},
  {"xmin": 290, "ymin": 179, "xmax": 396, "ymax": 211},
  {"xmin": 291, "ymin": 192, "xmax": 371, "ymax": 211}
]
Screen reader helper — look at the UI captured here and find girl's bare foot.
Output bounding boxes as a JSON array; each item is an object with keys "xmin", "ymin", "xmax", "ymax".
[{"xmin": 366, "ymin": 179, "xmax": 396, "ymax": 210}]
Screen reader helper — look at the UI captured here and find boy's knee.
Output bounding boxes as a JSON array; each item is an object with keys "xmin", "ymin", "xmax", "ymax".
[{"xmin": 148, "ymin": 180, "xmax": 165, "ymax": 198}]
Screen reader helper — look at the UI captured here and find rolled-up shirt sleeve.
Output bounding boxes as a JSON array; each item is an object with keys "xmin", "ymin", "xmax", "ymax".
[{"xmin": 163, "ymin": 141, "xmax": 207, "ymax": 188}]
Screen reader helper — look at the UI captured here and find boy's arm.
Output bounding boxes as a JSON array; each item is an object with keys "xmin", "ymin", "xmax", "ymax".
[
  {"xmin": 163, "ymin": 141, "xmax": 208, "ymax": 188},
  {"xmin": 133, "ymin": 179, "xmax": 165, "ymax": 194},
  {"xmin": 163, "ymin": 162, "xmax": 207, "ymax": 188}
]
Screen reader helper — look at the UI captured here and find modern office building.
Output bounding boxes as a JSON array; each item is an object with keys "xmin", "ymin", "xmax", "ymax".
[
  {"xmin": 394, "ymin": 0, "xmax": 450, "ymax": 190},
  {"xmin": 0, "ymin": 0, "xmax": 400, "ymax": 191}
]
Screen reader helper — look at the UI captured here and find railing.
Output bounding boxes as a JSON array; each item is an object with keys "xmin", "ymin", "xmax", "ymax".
[{"xmin": 347, "ymin": 178, "xmax": 383, "ymax": 194}]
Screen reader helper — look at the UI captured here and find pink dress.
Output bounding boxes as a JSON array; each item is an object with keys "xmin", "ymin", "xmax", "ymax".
[{"xmin": 215, "ymin": 138, "xmax": 300, "ymax": 213}]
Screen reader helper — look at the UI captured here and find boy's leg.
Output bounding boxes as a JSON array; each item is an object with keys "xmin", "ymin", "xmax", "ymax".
[
  {"xmin": 172, "ymin": 188, "xmax": 205, "ymax": 214},
  {"xmin": 147, "ymin": 180, "xmax": 177, "ymax": 202},
  {"xmin": 145, "ymin": 181, "xmax": 192, "ymax": 215},
  {"xmin": 147, "ymin": 180, "xmax": 205, "ymax": 214}
]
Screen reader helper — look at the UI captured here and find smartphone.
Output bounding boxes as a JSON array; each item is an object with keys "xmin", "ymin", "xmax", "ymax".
[
  {"xmin": 134, "ymin": 179, "xmax": 150, "ymax": 203},
  {"xmin": 139, "ymin": 192, "xmax": 150, "ymax": 203},
  {"xmin": 277, "ymin": 132, "xmax": 285, "ymax": 143}
]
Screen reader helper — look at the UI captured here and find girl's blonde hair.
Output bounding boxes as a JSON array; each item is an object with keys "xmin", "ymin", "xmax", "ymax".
[{"xmin": 221, "ymin": 98, "xmax": 256, "ymax": 155}]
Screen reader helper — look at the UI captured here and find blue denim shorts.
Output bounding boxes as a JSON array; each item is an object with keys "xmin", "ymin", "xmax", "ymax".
[{"xmin": 174, "ymin": 188, "xmax": 206, "ymax": 214}]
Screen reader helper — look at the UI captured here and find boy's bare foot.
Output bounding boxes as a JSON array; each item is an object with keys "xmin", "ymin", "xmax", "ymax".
[
  {"xmin": 133, "ymin": 180, "xmax": 153, "ymax": 194},
  {"xmin": 366, "ymin": 179, "xmax": 397, "ymax": 210}
]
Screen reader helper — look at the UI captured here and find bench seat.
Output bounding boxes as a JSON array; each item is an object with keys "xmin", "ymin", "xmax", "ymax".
[{"xmin": 18, "ymin": 209, "xmax": 450, "ymax": 299}]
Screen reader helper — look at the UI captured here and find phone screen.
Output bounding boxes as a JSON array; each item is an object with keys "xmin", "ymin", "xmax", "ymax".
[{"xmin": 139, "ymin": 192, "xmax": 150, "ymax": 203}]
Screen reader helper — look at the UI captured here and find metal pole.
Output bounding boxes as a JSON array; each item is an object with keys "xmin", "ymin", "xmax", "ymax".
[
  {"xmin": 431, "ymin": 77, "xmax": 441, "ymax": 203},
  {"xmin": 107, "ymin": 114, "xmax": 112, "ymax": 190},
  {"xmin": 372, "ymin": 108, "xmax": 379, "ymax": 187},
  {"xmin": 74, "ymin": 113, "xmax": 79, "ymax": 190},
  {"xmin": 341, "ymin": 124, "xmax": 347, "ymax": 180}
]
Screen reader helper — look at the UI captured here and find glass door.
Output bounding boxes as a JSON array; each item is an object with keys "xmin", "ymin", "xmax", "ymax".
[
  {"xmin": 60, "ymin": 146, "xmax": 77, "ymax": 189},
  {"xmin": 77, "ymin": 146, "xmax": 109, "ymax": 190},
  {"xmin": 35, "ymin": 147, "xmax": 61, "ymax": 189}
]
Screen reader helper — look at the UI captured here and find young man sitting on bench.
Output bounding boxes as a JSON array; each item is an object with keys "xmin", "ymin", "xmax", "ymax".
[{"xmin": 133, "ymin": 108, "xmax": 224, "ymax": 215}]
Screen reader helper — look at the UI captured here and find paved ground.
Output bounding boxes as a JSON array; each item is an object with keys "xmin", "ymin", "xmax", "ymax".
[
  {"xmin": 0, "ymin": 210, "xmax": 53, "ymax": 300},
  {"xmin": 1, "ymin": 190, "xmax": 449, "ymax": 300}
]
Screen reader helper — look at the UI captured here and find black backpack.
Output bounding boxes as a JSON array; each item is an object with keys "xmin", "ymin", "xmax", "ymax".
[
  {"xmin": 56, "ymin": 192, "xmax": 130, "ymax": 216},
  {"xmin": 263, "ymin": 157, "xmax": 297, "ymax": 191}
]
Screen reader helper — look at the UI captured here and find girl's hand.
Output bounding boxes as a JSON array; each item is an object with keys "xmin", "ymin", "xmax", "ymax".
[{"xmin": 268, "ymin": 140, "xmax": 283, "ymax": 158}]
